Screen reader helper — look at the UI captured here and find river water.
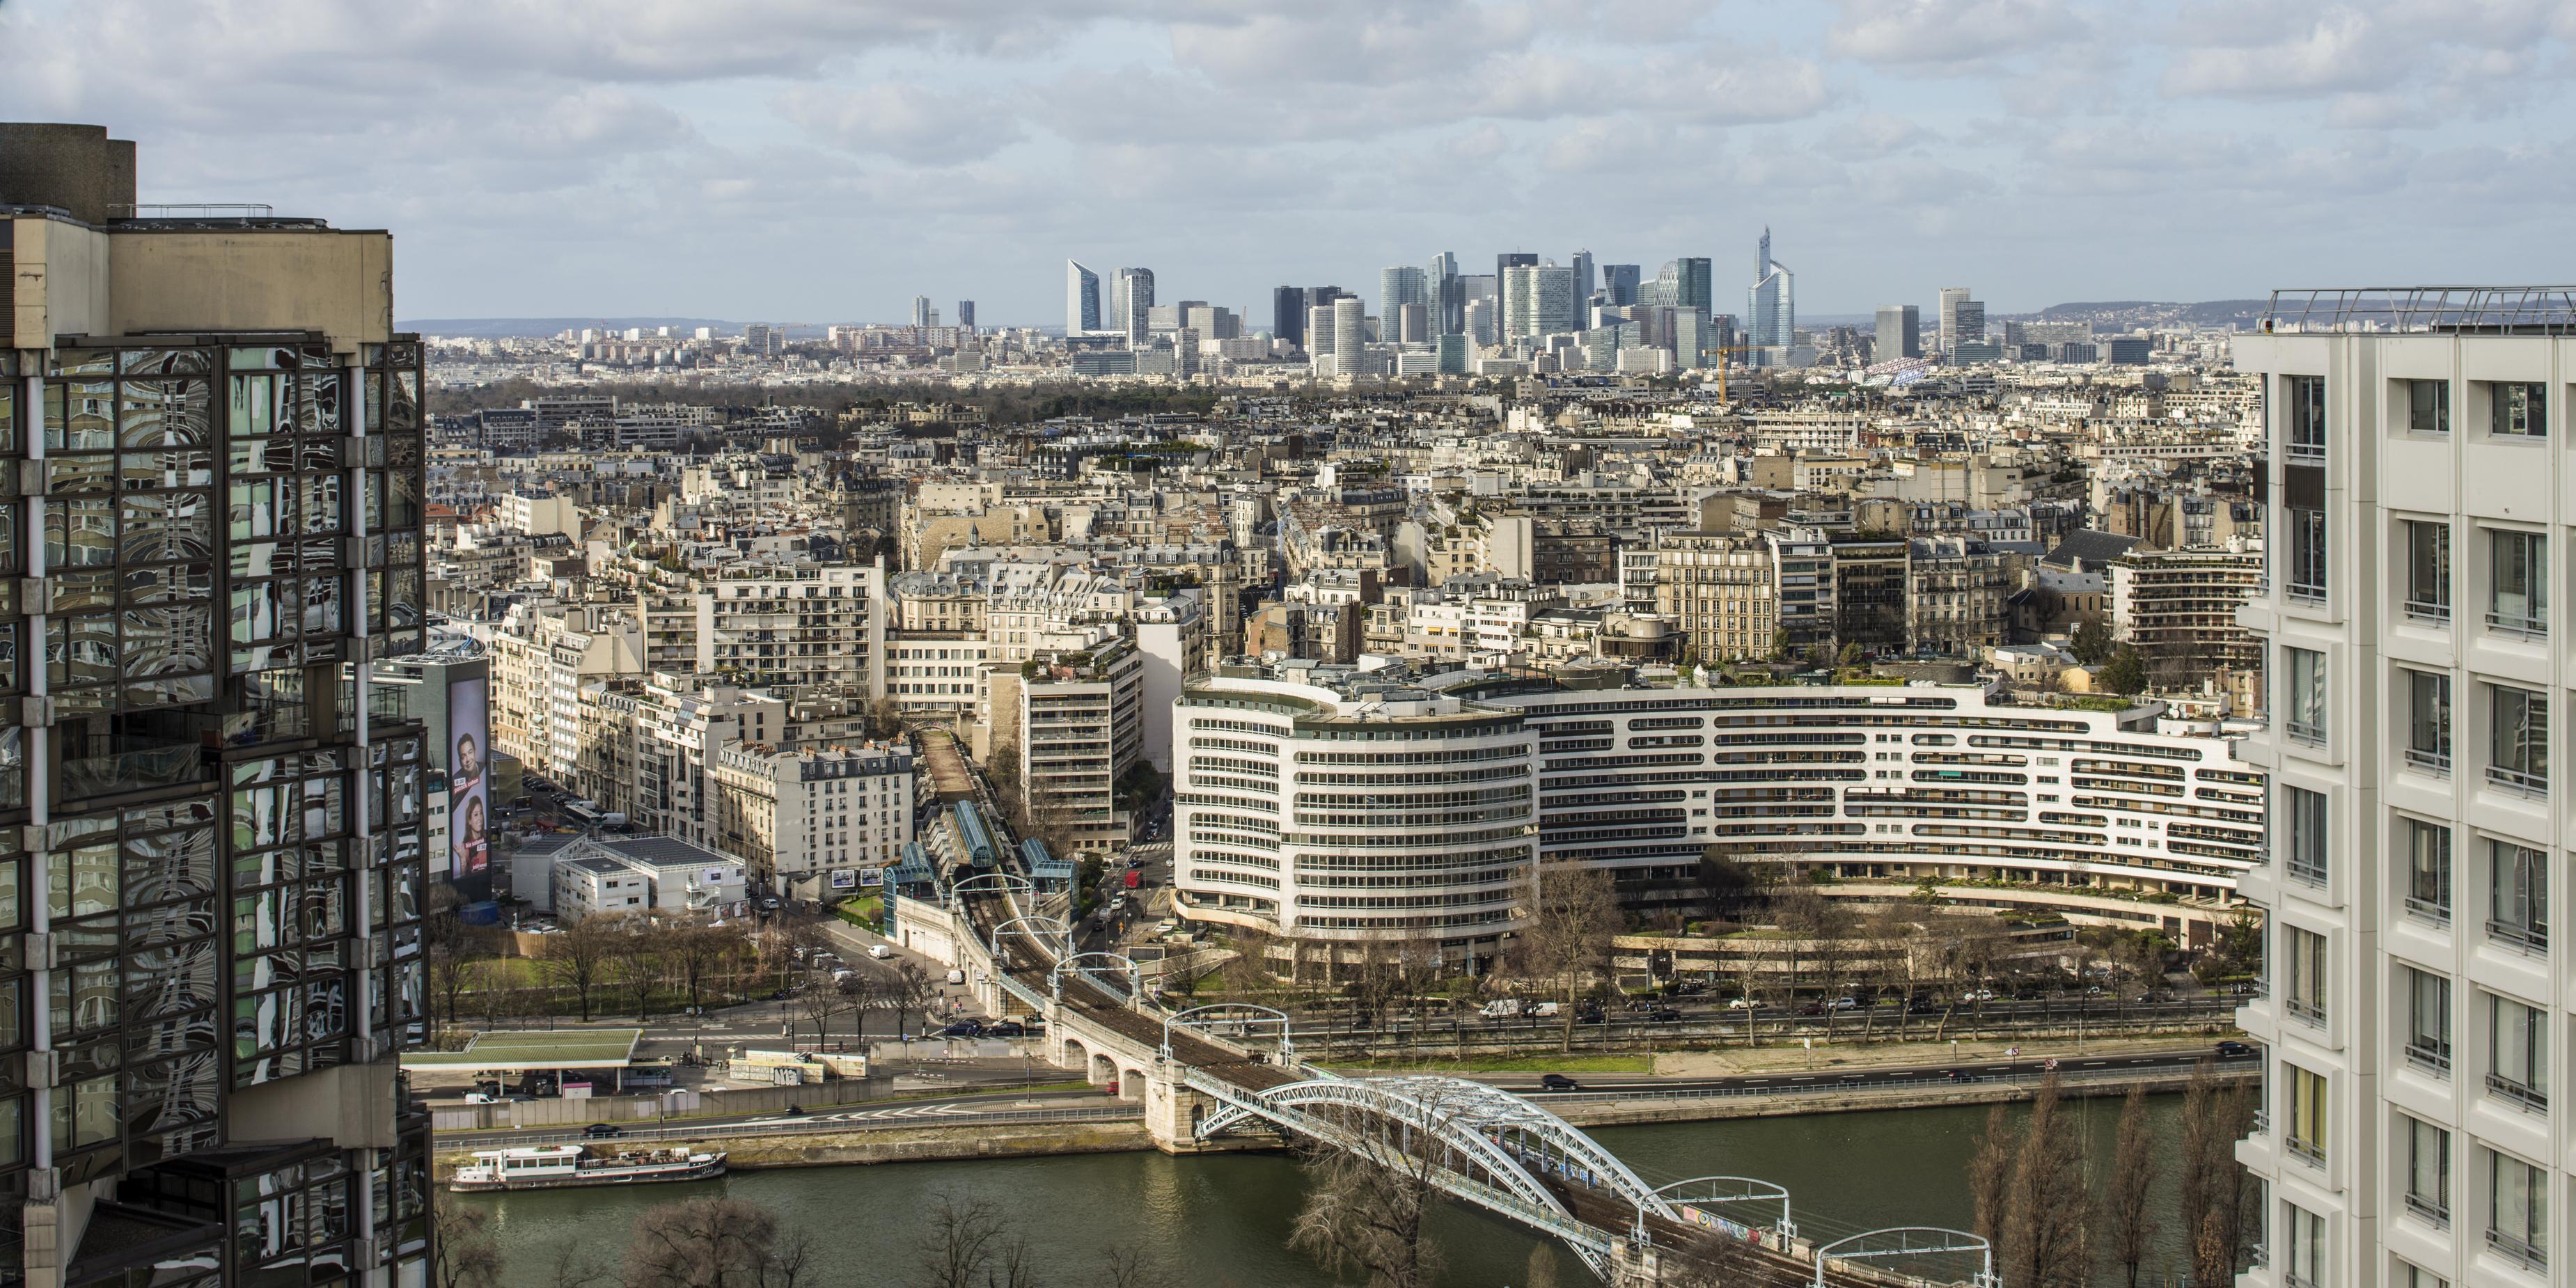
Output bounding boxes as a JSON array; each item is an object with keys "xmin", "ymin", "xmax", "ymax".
[{"xmin": 459, "ymin": 1097, "xmax": 2197, "ymax": 1286}]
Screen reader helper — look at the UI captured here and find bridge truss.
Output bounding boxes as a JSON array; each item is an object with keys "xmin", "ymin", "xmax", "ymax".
[{"xmin": 1187, "ymin": 1070, "xmax": 1676, "ymax": 1278}]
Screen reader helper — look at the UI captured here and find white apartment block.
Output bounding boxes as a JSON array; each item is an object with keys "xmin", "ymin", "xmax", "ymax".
[
  {"xmin": 2236, "ymin": 311, "xmax": 2576, "ymax": 1288},
  {"xmin": 711, "ymin": 741, "xmax": 917, "ymax": 897},
  {"xmin": 697, "ymin": 561, "xmax": 887, "ymax": 696}
]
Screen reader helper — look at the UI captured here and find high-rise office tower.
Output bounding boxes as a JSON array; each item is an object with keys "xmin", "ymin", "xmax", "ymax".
[
  {"xmin": 1601, "ymin": 264, "xmax": 1642, "ymax": 307},
  {"xmin": 1111, "ymin": 267, "xmax": 1155, "ymax": 345},
  {"xmin": 1938, "ymin": 287, "xmax": 1984, "ymax": 355},
  {"xmin": 1502, "ymin": 264, "xmax": 1577, "ymax": 341},
  {"xmin": 957, "ymin": 300, "xmax": 975, "ymax": 332},
  {"xmin": 1273, "ymin": 286, "xmax": 1307, "ymax": 350},
  {"xmin": 1308, "ymin": 306, "xmax": 1337, "ymax": 357},
  {"xmin": 0, "ymin": 122, "xmax": 432, "ymax": 1285},
  {"xmin": 911, "ymin": 294, "xmax": 932, "ymax": 328},
  {"xmin": 1427, "ymin": 252, "xmax": 1461, "ymax": 335},
  {"xmin": 1330, "ymin": 297, "xmax": 1366, "ymax": 372},
  {"xmin": 1396, "ymin": 304, "xmax": 1429, "ymax": 345},
  {"xmin": 1066, "ymin": 260, "xmax": 1101, "ymax": 335},
  {"xmin": 1379, "ymin": 267, "xmax": 1429, "ymax": 341},
  {"xmin": 1748, "ymin": 228, "xmax": 1793, "ymax": 350},
  {"xmin": 1171, "ymin": 327, "xmax": 1200, "ymax": 379},
  {"xmin": 1876, "ymin": 304, "xmax": 1922, "ymax": 361},
  {"xmin": 1572, "ymin": 250, "xmax": 1596, "ymax": 311},
  {"xmin": 1463, "ymin": 298, "xmax": 1495, "ymax": 347},
  {"xmin": 1495, "ymin": 253, "xmax": 1538, "ymax": 350},
  {"xmin": 2233, "ymin": 297, "xmax": 2576, "ymax": 1288}
]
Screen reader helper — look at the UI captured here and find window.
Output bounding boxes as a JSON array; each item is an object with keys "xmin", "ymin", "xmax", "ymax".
[
  {"xmin": 2284, "ymin": 785, "xmax": 2328, "ymax": 886},
  {"xmin": 2403, "ymin": 966, "xmax": 2451, "ymax": 1074},
  {"xmin": 2487, "ymin": 992, "xmax": 2547, "ymax": 1113},
  {"xmin": 2284, "ymin": 648, "xmax": 2327, "ymax": 744},
  {"xmin": 2488, "ymin": 685, "xmax": 2547, "ymax": 796},
  {"xmin": 2405, "ymin": 819, "xmax": 2451, "ymax": 925},
  {"xmin": 2487, "ymin": 529, "xmax": 2548, "ymax": 636},
  {"xmin": 2488, "ymin": 1151, "xmax": 2548, "ymax": 1269},
  {"xmin": 2405, "ymin": 670, "xmax": 2451, "ymax": 774},
  {"xmin": 2395, "ymin": 1260, "xmax": 2447, "ymax": 1288},
  {"xmin": 2489, "ymin": 840, "xmax": 2548, "ymax": 952},
  {"xmin": 2283, "ymin": 1200, "xmax": 2326, "ymax": 1288},
  {"xmin": 2491, "ymin": 381, "xmax": 2547, "ymax": 438},
  {"xmin": 2404, "ymin": 520, "xmax": 2450, "ymax": 622},
  {"xmin": 2285, "ymin": 1063, "xmax": 2327, "ymax": 1167},
  {"xmin": 2284, "ymin": 925, "xmax": 2326, "ymax": 1025},
  {"xmin": 2408, "ymin": 379, "xmax": 2451, "ymax": 434},
  {"xmin": 2287, "ymin": 507, "xmax": 2328, "ymax": 602},
  {"xmin": 2403, "ymin": 1115, "xmax": 2450, "ymax": 1226},
  {"xmin": 2286, "ymin": 375, "xmax": 2327, "ymax": 462}
]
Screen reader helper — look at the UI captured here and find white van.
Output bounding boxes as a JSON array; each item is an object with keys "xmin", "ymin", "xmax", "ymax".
[
  {"xmin": 868, "ymin": 943, "xmax": 894, "ymax": 960},
  {"xmin": 945, "ymin": 968, "xmax": 966, "ymax": 986}
]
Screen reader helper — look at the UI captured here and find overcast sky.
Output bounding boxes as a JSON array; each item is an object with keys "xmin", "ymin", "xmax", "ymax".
[{"xmin": 5, "ymin": 0, "xmax": 2570, "ymax": 326}]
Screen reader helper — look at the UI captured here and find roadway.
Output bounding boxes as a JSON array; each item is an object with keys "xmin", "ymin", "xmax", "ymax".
[{"xmin": 1489, "ymin": 1046, "xmax": 2256, "ymax": 1098}]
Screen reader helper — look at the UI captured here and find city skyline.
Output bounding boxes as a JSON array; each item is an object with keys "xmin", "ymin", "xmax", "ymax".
[{"xmin": 6, "ymin": 0, "xmax": 2570, "ymax": 322}]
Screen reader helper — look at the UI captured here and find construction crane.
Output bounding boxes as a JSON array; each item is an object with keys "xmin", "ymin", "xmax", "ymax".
[{"xmin": 1706, "ymin": 345, "xmax": 1751, "ymax": 402}]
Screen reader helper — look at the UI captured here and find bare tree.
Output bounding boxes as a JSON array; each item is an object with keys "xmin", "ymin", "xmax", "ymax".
[
  {"xmin": 1286, "ymin": 1110, "xmax": 1447, "ymax": 1288},
  {"xmin": 890, "ymin": 960, "xmax": 936, "ymax": 1039},
  {"xmin": 2100, "ymin": 1083, "xmax": 2163, "ymax": 1288},
  {"xmin": 792, "ymin": 977, "xmax": 847, "ymax": 1050},
  {"xmin": 1968, "ymin": 1102, "xmax": 2015, "ymax": 1250},
  {"xmin": 2000, "ymin": 1070, "xmax": 2091, "ymax": 1288},
  {"xmin": 911, "ymin": 1188, "xmax": 1023, "ymax": 1288},
  {"xmin": 432, "ymin": 1195, "xmax": 503, "ymax": 1288},
  {"xmin": 1523, "ymin": 1245, "xmax": 1563, "ymax": 1288},
  {"xmin": 1508, "ymin": 863, "xmax": 1620, "ymax": 1051},
  {"xmin": 1087, "ymin": 1246, "xmax": 1174, "ymax": 1288},
  {"xmin": 539, "ymin": 915, "xmax": 620, "ymax": 1021},
  {"xmin": 622, "ymin": 1195, "xmax": 810, "ymax": 1288},
  {"xmin": 666, "ymin": 918, "xmax": 736, "ymax": 1013},
  {"xmin": 609, "ymin": 921, "xmax": 666, "ymax": 1021}
]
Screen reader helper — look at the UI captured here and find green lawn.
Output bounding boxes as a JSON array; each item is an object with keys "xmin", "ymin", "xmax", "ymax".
[{"xmin": 836, "ymin": 895, "xmax": 886, "ymax": 929}]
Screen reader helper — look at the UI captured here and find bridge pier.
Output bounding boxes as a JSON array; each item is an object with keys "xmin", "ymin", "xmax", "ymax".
[
  {"xmin": 1144, "ymin": 1061, "xmax": 1225, "ymax": 1153},
  {"xmin": 1606, "ymin": 1239, "xmax": 1663, "ymax": 1287}
]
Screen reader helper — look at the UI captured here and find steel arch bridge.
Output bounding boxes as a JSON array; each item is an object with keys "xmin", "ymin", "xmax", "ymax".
[{"xmin": 1187, "ymin": 1070, "xmax": 1675, "ymax": 1278}]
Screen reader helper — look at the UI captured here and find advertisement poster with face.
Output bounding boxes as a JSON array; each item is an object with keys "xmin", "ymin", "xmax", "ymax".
[{"xmin": 450, "ymin": 677, "xmax": 491, "ymax": 877}]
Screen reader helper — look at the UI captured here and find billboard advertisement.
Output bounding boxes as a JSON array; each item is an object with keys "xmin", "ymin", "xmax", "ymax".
[{"xmin": 449, "ymin": 676, "xmax": 491, "ymax": 878}]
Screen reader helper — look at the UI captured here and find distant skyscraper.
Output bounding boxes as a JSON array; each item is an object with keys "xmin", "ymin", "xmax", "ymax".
[
  {"xmin": 1330, "ymin": 297, "xmax": 1366, "ymax": 372},
  {"xmin": 911, "ymin": 294, "xmax": 932, "ymax": 328},
  {"xmin": 1601, "ymin": 263, "xmax": 1641, "ymax": 307},
  {"xmin": 1495, "ymin": 253, "xmax": 1538, "ymax": 350},
  {"xmin": 1502, "ymin": 263, "xmax": 1577, "ymax": 340},
  {"xmin": 1747, "ymin": 229, "xmax": 1793, "ymax": 351},
  {"xmin": 1309, "ymin": 304, "xmax": 1337, "ymax": 356},
  {"xmin": 1463, "ymin": 297, "xmax": 1495, "ymax": 347},
  {"xmin": 1427, "ymin": 251, "xmax": 1461, "ymax": 334},
  {"xmin": 1397, "ymin": 303, "xmax": 1428, "ymax": 345},
  {"xmin": 1066, "ymin": 260, "xmax": 1101, "ymax": 335},
  {"xmin": 957, "ymin": 300, "xmax": 975, "ymax": 331},
  {"xmin": 1379, "ymin": 266, "xmax": 1429, "ymax": 340},
  {"xmin": 1274, "ymin": 286, "xmax": 1307, "ymax": 349},
  {"xmin": 1113, "ymin": 267, "xmax": 1156, "ymax": 345},
  {"xmin": 1572, "ymin": 250, "xmax": 1596, "ymax": 309},
  {"xmin": 1938, "ymin": 288, "xmax": 1986, "ymax": 355},
  {"xmin": 1876, "ymin": 304, "xmax": 1922, "ymax": 360}
]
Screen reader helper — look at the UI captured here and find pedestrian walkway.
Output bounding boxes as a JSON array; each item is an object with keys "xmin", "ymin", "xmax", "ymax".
[{"xmin": 1650, "ymin": 1033, "xmax": 2228, "ymax": 1078}]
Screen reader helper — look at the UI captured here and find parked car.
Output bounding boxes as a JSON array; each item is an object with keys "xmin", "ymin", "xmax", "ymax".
[
  {"xmin": 1825, "ymin": 996, "xmax": 1860, "ymax": 1012},
  {"xmin": 985, "ymin": 1021, "xmax": 1027, "ymax": 1037},
  {"xmin": 1537, "ymin": 1074, "xmax": 1581, "ymax": 1092},
  {"xmin": 2216, "ymin": 1039, "xmax": 2256, "ymax": 1058},
  {"xmin": 939, "ymin": 1021, "xmax": 984, "ymax": 1038},
  {"xmin": 582, "ymin": 1122, "xmax": 624, "ymax": 1138}
]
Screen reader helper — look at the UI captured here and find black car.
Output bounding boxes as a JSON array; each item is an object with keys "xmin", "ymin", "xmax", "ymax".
[
  {"xmin": 938, "ymin": 1021, "xmax": 985, "ymax": 1038},
  {"xmin": 1575, "ymin": 1006, "xmax": 1606, "ymax": 1025},
  {"xmin": 1645, "ymin": 1007, "xmax": 1683, "ymax": 1023},
  {"xmin": 1537, "ymin": 1074, "xmax": 1581, "ymax": 1092},
  {"xmin": 582, "ymin": 1122, "xmax": 623, "ymax": 1138},
  {"xmin": 2215, "ymin": 1039, "xmax": 2256, "ymax": 1058},
  {"xmin": 986, "ymin": 1021, "xmax": 1027, "ymax": 1037}
]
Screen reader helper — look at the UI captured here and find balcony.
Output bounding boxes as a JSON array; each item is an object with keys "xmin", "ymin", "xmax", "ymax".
[
  {"xmin": 2405, "ymin": 895, "xmax": 2453, "ymax": 927},
  {"xmin": 2486, "ymin": 1071, "xmax": 2550, "ymax": 1115},
  {"xmin": 2488, "ymin": 1229, "xmax": 2548, "ymax": 1273},
  {"xmin": 2404, "ymin": 1193, "xmax": 2451, "ymax": 1229},
  {"xmin": 2403, "ymin": 1041, "xmax": 2453, "ymax": 1076},
  {"xmin": 2487, "ymin": 764, "xmax": 2547, "ymax": 798},
  {"xmin": 2404, "ymin": 598, "xmax": 2453, "ymax": 624},
  {"xmin": 2405, "ymin": 747, "xmax": 2451, "ymax": 776},
  {"xmin": 2284, "ymin": 996, "xmax": 2326, "ymax": 1027},
  {"xmin": 2284, "ymin": 1136, "xmax": 2325, "ymax": 1168},
  {"xmin": 2286, "ymin": 856, "xmax": 2329, "ymax": 888},
  {"xmin": 2284, "ymin": 718, "xmax": 2325, "ymax": 745},
  {"xmin": 2486, "ymin": 609, "xmax": 2547, "ymax": 640},
  {"xmin": 2488, "ymin": 918, "xmax": 2548, "ymax": 955}
]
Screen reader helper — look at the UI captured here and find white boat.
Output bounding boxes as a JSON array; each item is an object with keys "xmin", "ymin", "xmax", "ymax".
[{"xmin": 448, "ymin": 1144, "xmax": 725, "ymax": 1192}]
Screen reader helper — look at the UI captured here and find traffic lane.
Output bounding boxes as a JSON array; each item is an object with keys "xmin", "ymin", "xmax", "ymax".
[
  {"xmin": 1496, "ymin": 1048, "xmax": 2261, "ymax": 1096},
  {"xmin": 437, "ymin": 1085, "xmax": 1108, "ymax": 1138}
]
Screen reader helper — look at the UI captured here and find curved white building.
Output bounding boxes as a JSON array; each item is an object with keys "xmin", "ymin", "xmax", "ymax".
[
  {"xmin": 1176, "ymin": 667, "xmax": 2265, "ymax": 953},
  {"xmin": 1172, "ymin": 671, "xmax": 1537, "ymax": 961},
  {"xmin": 1470, "ymin": 682, "xmax": 2265, "ymax": 942}
]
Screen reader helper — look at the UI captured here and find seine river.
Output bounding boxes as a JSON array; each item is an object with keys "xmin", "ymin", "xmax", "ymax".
[{"xmin": 458, "ymin": 1097, "xmax": 2197, "ymax": 1285}]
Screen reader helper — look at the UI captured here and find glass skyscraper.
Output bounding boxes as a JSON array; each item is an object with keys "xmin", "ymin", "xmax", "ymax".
[
  {"xmin": 1748, "ymin": 228, "xmax": 1794, "ymax": 351},
  {"xmin": 1065, "ymin": 260, "xmax": 1101, "ymax": 336}
]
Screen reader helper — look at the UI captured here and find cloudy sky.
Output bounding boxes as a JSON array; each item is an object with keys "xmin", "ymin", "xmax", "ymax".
[{"xmin": 4, "ymin": 0, "xmax": 2570, "ymax": 326}]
